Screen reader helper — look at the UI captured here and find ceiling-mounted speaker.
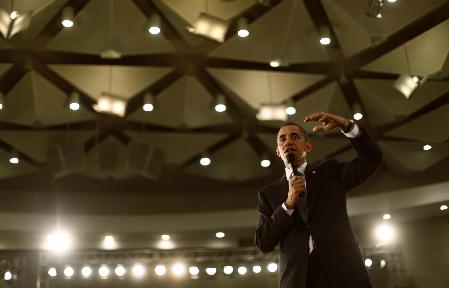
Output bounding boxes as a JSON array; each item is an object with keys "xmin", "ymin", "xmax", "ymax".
[
  {"xmin": 97, "ymin": 140, "xmax": 123, "ymax": 174},
  {"xmin": 125, "ymin": 142, "xmax": 165, "ymax": 180},
  {"xmin": 47, "ymin": 141, "xmax": 86, "ymax": 178}
]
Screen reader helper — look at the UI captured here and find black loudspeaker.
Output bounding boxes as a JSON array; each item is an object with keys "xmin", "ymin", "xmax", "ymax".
[
  {"xmin": 125, "ymin": 142, "xmax": 165, "ymax": 180},
  {"xmin": 47, "ymin": 141, "xmax": 86, "ymax": 178}
]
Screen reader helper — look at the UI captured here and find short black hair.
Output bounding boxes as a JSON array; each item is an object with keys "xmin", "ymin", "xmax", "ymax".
[{"xmin": 278, "ymin": 122, "xmax": 310, "ymax": 142}]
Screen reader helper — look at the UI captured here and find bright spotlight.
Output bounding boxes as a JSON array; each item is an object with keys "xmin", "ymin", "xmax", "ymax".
[
  {"xmin": 387, "ymin": 0, "xmax": 397, "ymax": 3},
  {"xmin": 61, "ymin": 7, "xmax": 75, "ymax": 28},
  {"xmin": 238, "ymin": 29, "xmax": 249, "ymax": 37},
  {"xmin": 114, "ymin": 265, "xmax": 126, "ymax": 277},
  {"xmin": 48, "ymin": 267, "xmax": 57, "ymax": 277},
  {"xmin": 285, "ymin": 106, "xmax": 296, "ymax": 115},
  {"xmin": 161, "ymin": 234, "xmax": 170, "ymax": 241},
  {"xmin": 132, "ymin": 264, "xmax": 146, "ymax": 278},
  {"xmin": 81, "ymin": 266, "xmax": 92, "ymax": 278},
  {"xmin": 383, "ymin": 213, "xmax": 391, "ymax": 220},
  {"xmin": 223, "ymin": 265, "xmax": 233, "ymax": 275},
  {"xmin": 364, "ymin": 258, "xmax": 373, "ymax": 268},
  {"xmin": 267, "ymin": 262, "xmax": 278, "ymax": 272},
  {"xmin": 143, "ymin": 103, "xmax": 154, "ymax": 112},
  {"xmin": 270, "ymin": 60, "xmax": 281, "ymax": 68},
  {"xmin": 149, "ymin": 26, "xmax": 161, "ymax": 35},
  {"xmin": 45, "ymin": 230, "xmax": 72, "ymax": 253},
  {"xmin": 172, "ymin": 263, "xmax": 186, "ymax": 277},
  {"xmin": 252, "ymin": 265, "xmax": 262, "ymax": 273},
  {"xmin": 4, "ymin": 271, "xmax": 12, "ymax": 281},
  {"xmin": 380, "ymin": 259, "xmax": 387, "ymax": 269},
  {"xmin": 63, "ymin": 266, "xmax": 74, "ymax": 278},
  {"xmin": 237, "ymin": 266, "xmax": 247, "ymax": 275},
  {"xmin": 215, "ymin": 232, "xmax": 225, "ymax": 238},
  {"xmin": 69, "ymin": 102, "xmax": 80, "ymax": 111},
  {"xmin": 423, "ymin": 144, "xmax": 432, "ymax": 151},
  {"xmin": 9, "ymin": 11, "xmax": 18, "ymax": 20},
  {"xmin": 214, "ymin": 103, "xmax": 226, "ymax": 112},
  {"xmin": 374, "ymin": 223, "xmax": 396, "ymax": 244},
  {"xmin": 9, "ymin": 156, "xmax": 19, "ymax": 164},
  {"xmin": 155, "ymin": 264, "xmax": 166, "ymax": 276},
  {"xmin": 440, "ymin": 204, "xmax": 448, "ymax": 211},
  {"xmin": 102, "ymin": 235, "xmax": 118, "ymax": 250},
  {"xmin": 260, "ymin": 159, "xmax": 271, "ymax": 168},
  {"xmin": 205, "ymin": 267, "xmax": 217, "ymax": 276},
  {"xmin": 200, "ymin": 157, "xmax": 211, "ymax": 166},
  {"xmin": 353, "ymin": 112, "xmax": 363, "ymax": 120},
  {"xmin": 320, "ymin": 37, "xmax": 331, "ymax": 45},
  {"xmin": 189, "ymin": 266, "xmax": 199, "ymax": 276},
  {"xmin": 98, "ymin": 265, "xmax": 110, "ymax": 278}
]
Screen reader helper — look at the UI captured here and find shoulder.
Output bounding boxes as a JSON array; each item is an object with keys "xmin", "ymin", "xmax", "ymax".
[{"xmin": 258, "ymin": 176, "xmax": 285, "ymax": 198}]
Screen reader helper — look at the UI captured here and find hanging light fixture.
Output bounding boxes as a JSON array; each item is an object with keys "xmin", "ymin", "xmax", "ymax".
[
  {"xmin": 67, "ymin": 91, "xmax": 80, "ymax": 111},
  {"xmin": 142, "ymin": 92, "xmax": 155, "ymax": 112},
  {"xmin": 237, "ymin": 17, "xmax": 249, "ymax": 38},
  {"xmin": 319, "ymin": 26, "xmax": 331, "ymax": 45},
  {"xmin": 61, "ymin": 7, "xmax": 75, "ymax": 28},
  {"xmin": 188, "ymin": 12, "xmax": 230, "ymax": 43},
  {"xmin": 148, "ymin": 14, "xmax": 161, "ymax": 35},
  {"xmin": 0, "ymin": 92, "xmax": 5, "ymax": 110},
  {"xmin": 393, "ymin": 46, "xmax": 424, "ymax": 99},
  {"xmin": 256, "ymin": 74, "xmax": 287, "ymax": 121},
  {"xmin": 213, "ymin": 94, "xmax": 226, "ymax": 112}
]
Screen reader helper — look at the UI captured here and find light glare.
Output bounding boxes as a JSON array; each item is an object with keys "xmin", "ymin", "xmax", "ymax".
[
  {"xmin": 115, "ymin": 265, "xmax": 126, "ymax": 277},
  {"xmin": 81, "ymin": 266, "xmax": 92, "ymax": 278},
  {"xmin": 155, "ymin": 264, "xmax": 166, "ymax": 276},
  {"xmin": 132, "ymin": 264, "xmax": 145, "ymax": 278},
  {"xmin": 62, "ymin": 19, "xmax": 74, "ymax": 28},
  {"xmin": 237, "ymin": 29, "xmax": 249, "ymax": 38},
  {"xmin": 172, "ymin": 263, "xmax": 186, "ymax": 277},
  {"xmin": 215, "ymin": 103, "xmax": 226, "ymax": 112},
  {"xmin": 200, "ymin": 157, "xmax": 211, "ymax": 166},
  {"xmin": 374, "ymin": 223, "xmax": 396, "ymax": 244},
  {"xmin": 320, "ymin": 37, "xmax": 331, "ymax": 45},
  {"xmin": 286, "ymin": 106, "xmax": 296, "ymax": 115},
  {"xmin": 189, "ymin": 266, "xmax": 199, "ymax": 276},
  {"xmin": 252, "ymin": 265, "xmax": 262, "ymax": 273},
  {"xmin": 9, "ymin": 157, "xmax": 19, "ymax": 164},
  {"xmin": 238, "ymin": 266, "xmax": 247, "ymax": 275},
  {"xmin": 365, "ymin": 258, "xmax": 373, "ymax": 268},
  {"xmin": 149, "ymin": 26, "xmax": 160, "ymax": 35},
  {"xmin": 223, "ymin": 265, "xmax": 233, "ymax": 275},
  {"xmin": 423, "ymin": 144, "xmax": 432, "ymax": 151},
  {"xmin": 4, "ymin": 271, "xmax": 12, "ymax": 281},
  {"xmin": 98, "ymin": 265, "xmax": 110, "ymax": 278},
  {"xmin": 270, "ymin": 60, "xmax": 280, "ymax": 68},
  {"xmin": 45, "ymin": 230, "xmax": 71, "ymax": 253},
  {"xmin": 63, "ymin": 266, "xmax": 74, "ymax": 278},
  {"xmin": 143, "ymin": 103, "xmax": 154, "ymax": 111},
  {"xmin": 383, "ymin": 213, "xmax": 391, "ymax": 220},
  {"xmin": 261, "ymin": 159, "xmax": 271, "ymax": 168},
  {"xmin": 205, "ymin": 267, "xmax": 216, "ymax": 276},
  {"xmin": 48, "ymin": 267, "xmax": 57, "ymax": 277},
  {"xmin": 440, "ymin": 204, "xmax": 448, "ymax": 211},
  {"xmin": 267, "ymin": 262, "xmax": 278, "ymax": 272}
]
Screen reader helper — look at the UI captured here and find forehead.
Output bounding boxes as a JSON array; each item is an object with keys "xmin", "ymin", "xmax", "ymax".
[{"xmin": 277, "ymin": 125, "xmax": 302, "ymax": 138}]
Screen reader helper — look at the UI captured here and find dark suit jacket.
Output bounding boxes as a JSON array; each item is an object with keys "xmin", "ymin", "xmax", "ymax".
[{"xmin": 254, "ymin": 128, "xmax": 383, "ymax": 288}]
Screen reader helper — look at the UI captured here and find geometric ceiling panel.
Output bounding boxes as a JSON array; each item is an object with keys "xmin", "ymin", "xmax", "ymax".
[
  {"xmin": 128, "ymin": 75, "xmax": 234, "ymax": 129},
  {"xmin": 47, "ymin": 0, "xmax": 175, "ymax": 55},
  {"xmin": 14, "ymin": 0, "xmax": 65, "ymax": 42},
  {"xmin": 0, "ymin": 64, "xmax": 12, "ymax": 75},
  {"xmin": 0, "ymin": 148, "xmax": 37, "ymax": 179},
  {"xmin": 357, "ymin": 79, "xmax": 397, "ymax": 127},
  {"xmin": 126, "ymin": 132, "xmax": 229, "ymax": 166},
  {"xmin": 0, "ymin": 131, "xmax": 95, "ymax": 163},
  {"xmin": 322, "ymin": 0, "xmax": 372, "ymax": 57},
  {"xmin": 208, "ymin": 68, "xmax": 324, "ymax": 109},
  {"xmin": 0, "ymin": 72, "xmax": 95, "ymax": 126},
  {"xmin": 210, "ymin": 0, "xmax": 329, "ymax": 63},
  {"xmin": 354, "ymin": 79, "xmax": 449, "ymax": 118},
  {"xmin": 184, "ymin": 138, "xmax": 271, "ymax": 182},
  {"xmin": 378, "ymin": 140, "xmax": 449, "ymax": 173},
  {"xmin": 162, "ymin": 0, "xmax": 254, "ymax": 24},
  {"xmin": 385, "ymin": 102, "xmax": 449, "ymax": 144},
  {"xmin": 323, "ymin": 0, "xmax": 446, "ymax": 40},
  {"xmin": 287, "ymin": 83, "xmax": 352, "ymax": 133},
  {"xmin": 363, "ymin": 19, "xmax": 449, "ymax": 75},
  {"xmin": 49, "ymin": 65, "xmax": 172, "ymax": 100}
]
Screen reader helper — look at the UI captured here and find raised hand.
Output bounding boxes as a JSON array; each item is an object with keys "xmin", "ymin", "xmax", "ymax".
[{"xmin": 304, "ymin": 112, "xmax": 350, "ymax": 132}]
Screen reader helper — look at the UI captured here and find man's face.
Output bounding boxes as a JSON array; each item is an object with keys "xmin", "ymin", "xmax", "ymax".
[{"xmin": 276, "ymin": 125, "xmax": 312, "ymax": 167}]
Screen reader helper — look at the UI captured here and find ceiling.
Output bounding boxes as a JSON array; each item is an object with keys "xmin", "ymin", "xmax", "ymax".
[{"xmin": 0, "ymin": 0, "xmax": 448, "ymax": 250}]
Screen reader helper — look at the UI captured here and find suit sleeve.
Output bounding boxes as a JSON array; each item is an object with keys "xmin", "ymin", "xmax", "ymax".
[
  {"xmin": 254, "ymin": 189, "xmax": 294, "ymax": 253},
  {"xmin": 338, "ymin": 127, "xmax": 383, "ymax": 192}
]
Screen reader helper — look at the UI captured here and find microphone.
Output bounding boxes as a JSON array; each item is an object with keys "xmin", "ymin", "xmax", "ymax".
[{"xmin": 286, "ymin": 153, "xmax": 306, "ymax": 198}]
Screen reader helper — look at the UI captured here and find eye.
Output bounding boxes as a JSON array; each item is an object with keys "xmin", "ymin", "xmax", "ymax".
[{"xmin": 292, "ymin": 134, "xmax": 298, "ymax": 140}]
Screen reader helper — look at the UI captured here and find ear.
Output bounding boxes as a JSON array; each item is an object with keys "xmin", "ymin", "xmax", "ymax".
[{"xmin": 305, "ymin": 141, "xmax": 313, "ymax": 153}]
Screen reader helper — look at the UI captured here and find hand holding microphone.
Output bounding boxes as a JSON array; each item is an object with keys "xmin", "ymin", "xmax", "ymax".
[{"xmin": 284, "ymin": 153, "xmax": 306, "ymax": 209}]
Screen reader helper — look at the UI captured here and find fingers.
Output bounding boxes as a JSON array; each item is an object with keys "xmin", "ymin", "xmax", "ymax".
[{"xmin": 304, "ymin": 112, "xmax": 325, "ymax": 122}]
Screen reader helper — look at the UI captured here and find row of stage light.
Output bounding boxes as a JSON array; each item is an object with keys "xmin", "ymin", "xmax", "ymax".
[{"xmin": 43, "ymin": 262, "xmax": 279, "ymax": 280}]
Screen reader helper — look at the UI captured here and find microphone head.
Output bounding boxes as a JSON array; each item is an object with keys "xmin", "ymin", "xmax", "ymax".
[{"xmin": 286, "ymin": 153, "xmax": 296, "ymax": 164}]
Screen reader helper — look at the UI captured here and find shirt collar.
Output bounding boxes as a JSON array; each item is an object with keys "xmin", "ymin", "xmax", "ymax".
[{"xmin": 285, "ymin": 161, "xmax": 307, "ymax": 177}]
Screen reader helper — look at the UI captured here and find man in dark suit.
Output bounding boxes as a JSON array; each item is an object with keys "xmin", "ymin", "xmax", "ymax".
[{"xmin": 255, "ymin": 112, "xmax": 383, "ymax": 288}]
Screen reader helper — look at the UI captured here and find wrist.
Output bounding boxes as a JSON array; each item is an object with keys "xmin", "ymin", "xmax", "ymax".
[
  {"xmin": 284, "ymin": 201, "xmax": 293, "ymax": 210},
  {"xmin": 342, "ymin": 119, "xmax": 354, "ymax": 133}
]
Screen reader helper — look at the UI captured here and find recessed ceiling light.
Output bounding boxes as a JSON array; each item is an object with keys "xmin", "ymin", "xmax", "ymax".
[
  {"xmin": 440, "ymin": 204, "xmax": 448, "ymax": 211},
  {"xmin": 423, "ymin": 144, "xmax": 432, "ymax": 151},
  {"xmin": 215, "ymin": 232, "xmax": 225, "ymax": 238}
]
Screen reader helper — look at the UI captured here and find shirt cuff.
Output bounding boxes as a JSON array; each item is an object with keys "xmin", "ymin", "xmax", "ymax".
[
  {"xmin": 282, "ymin": 202, "xmax": 294, "ymax": 216},
  {"xmin": 342, "ymin": 123, "xmax": 361, "ymax": 138}
]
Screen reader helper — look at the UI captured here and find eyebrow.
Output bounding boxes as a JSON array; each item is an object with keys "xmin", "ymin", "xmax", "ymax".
[{"xmin": 278, "ymin": 132, "xmax": 300, "ymax": 140}]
